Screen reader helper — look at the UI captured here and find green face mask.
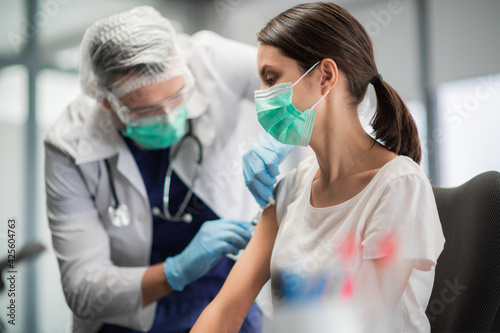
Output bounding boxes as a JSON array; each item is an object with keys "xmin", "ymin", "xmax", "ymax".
[
  {"xmin": 122, "ymin": 106, "xmax": 188, "ymax": 150},
  {"xmin": 254, "ymin": 61, "xmax": 330, "ymax": 147}
]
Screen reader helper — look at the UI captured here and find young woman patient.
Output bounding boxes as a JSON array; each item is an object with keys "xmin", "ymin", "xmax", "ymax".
[{"xmin": 191, "ymin": 2, "xmax": 445, "ymax": 332}]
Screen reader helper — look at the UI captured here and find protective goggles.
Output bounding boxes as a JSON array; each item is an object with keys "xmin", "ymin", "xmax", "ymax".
[{"xmin": 107, "ymin": 81, "xmax": 193, "ymax": 125}]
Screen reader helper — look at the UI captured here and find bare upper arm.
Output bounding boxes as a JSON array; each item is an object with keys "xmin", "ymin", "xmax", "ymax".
[
  {"xmin": 191, "ymin": 184, "xmax": 282, "ymax": 332},
  {"xmin": 210, "ymin": 203, "xmax": 278, "ymax": 320}
]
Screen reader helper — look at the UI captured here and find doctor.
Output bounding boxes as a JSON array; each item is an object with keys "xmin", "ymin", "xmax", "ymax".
[{"xmin": 44, "ymin": 6, "xmax": 290, "ymax": 333}]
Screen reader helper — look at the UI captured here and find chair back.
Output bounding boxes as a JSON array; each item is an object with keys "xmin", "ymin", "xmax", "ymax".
[{"xmin": 426, "ymin": 171, "xmax": 500, "ymax": 332}]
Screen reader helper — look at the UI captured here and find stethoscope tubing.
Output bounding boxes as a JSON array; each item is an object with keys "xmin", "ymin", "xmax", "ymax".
[{"xmin": 107, "ymin": 119, "xmax": 203, "ymax": 227}]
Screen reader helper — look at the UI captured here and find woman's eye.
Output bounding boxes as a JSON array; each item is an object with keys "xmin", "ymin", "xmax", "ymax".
[{"xmin": 265, "ymin": 77, "xmax": 276, "ymax": 85}]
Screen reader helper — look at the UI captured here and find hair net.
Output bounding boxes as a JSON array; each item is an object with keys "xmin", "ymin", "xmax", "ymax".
[{"xmin": 78, "ymin": 6, "xmax": 194, "ymax": 101}]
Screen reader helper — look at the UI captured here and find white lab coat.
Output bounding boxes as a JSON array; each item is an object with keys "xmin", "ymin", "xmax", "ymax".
[{"xmin": 44, "ymin": 31, "xmax": 260, "ymax": 333}]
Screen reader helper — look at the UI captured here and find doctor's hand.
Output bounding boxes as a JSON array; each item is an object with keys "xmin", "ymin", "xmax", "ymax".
[
  {"xmin": 164, "ymin": 219, "xmax": 253, "ymax": 291},
  {"xmin": 243, "ymin": 133, "xmax": 293, "ymax": 207}
]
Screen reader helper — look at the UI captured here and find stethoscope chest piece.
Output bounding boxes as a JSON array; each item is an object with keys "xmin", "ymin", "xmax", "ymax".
[{"xmin": 108, "ymin": 203, "xmax": 131, "ymax": 227}]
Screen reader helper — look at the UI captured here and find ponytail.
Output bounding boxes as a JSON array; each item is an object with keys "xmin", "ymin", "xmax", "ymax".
[{"xmin": 371, "ymin": 78, "xmax": 422, "ymax": 164}]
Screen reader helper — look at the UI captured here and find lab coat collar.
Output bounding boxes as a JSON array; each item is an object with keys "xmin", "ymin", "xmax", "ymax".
[
  {"xmin": 115, "ymin": 143, "xmax": 149, "ymax": 200},
  {"xmin": 184, "ymin": 50, "xmax": 214, "ymax": 119},
  {"xmin": 74, "ymin": 104, "xmax": 122, "ymax": 165},
  {"xmin": 74, "ymin": 103, "xmax": 148, "ymax": 199},
  {"xmin": 185, "ymin": 83, "xmax": 210, "ymax": 119}
]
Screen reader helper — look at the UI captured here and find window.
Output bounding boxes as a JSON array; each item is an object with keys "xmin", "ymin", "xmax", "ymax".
[{"xmin": 437, "ymin": 73, "xmax": 500, "ymax": 187}]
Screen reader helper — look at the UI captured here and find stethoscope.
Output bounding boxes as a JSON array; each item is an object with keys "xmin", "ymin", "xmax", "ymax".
[{"xmin": 106, "ymin": 119, "xmax": 203, "ymax": 227}]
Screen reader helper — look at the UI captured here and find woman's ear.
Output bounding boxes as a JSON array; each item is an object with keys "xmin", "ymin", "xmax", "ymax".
[{"xmin": 319, "ymin": 58, "xmax": 338, "ymax": 94}]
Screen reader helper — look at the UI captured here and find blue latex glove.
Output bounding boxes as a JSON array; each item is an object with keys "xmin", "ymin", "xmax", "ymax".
[
  {"xmin": 243, "ymin": 133, "xmax": 293, "ymax": 207},
  {"xmin": 164, "ymin": 219, "xmax": 253, "ymax": 291}
]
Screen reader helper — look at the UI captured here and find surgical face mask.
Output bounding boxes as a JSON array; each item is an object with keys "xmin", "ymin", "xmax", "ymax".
[
  {"xmin": 254, "ymin": 61, "xmax": 330, "ymax": 146},
  {"xmin": 121, "ymin": 105, "xmax": 188, "ymax": 150}
]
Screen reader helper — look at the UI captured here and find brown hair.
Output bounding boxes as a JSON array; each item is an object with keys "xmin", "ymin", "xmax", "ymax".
[{"xmin": 257, "ymin": 2, "xmax": 421, "ymax": 164}]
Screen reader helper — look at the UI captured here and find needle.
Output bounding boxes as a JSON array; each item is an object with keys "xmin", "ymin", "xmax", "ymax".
[{"xmin": 252, "ymin": 197, "xmax": 276, "ymax": 225}]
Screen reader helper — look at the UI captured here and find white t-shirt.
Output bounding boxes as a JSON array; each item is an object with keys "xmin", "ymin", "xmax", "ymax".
[{"xmin": 271, "ymin": 155, "xmax": 445, "ymax": 333}]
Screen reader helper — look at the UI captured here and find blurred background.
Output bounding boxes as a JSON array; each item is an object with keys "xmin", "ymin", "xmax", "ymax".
[{"xmin": 0, "ymin": 0, "xmax": 499, "ymax": 332}]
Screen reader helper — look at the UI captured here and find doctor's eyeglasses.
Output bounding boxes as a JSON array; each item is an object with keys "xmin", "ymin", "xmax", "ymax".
[
  {"xmin": 126, "ymin": 86, "xmax": 189, "ymax": 118},
  {"xmin": 110, "ymin": 84, "xmax": 193, "ymax": 124}
]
